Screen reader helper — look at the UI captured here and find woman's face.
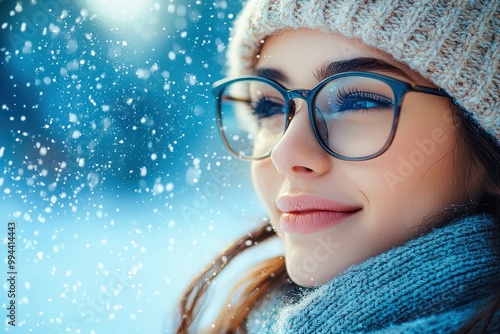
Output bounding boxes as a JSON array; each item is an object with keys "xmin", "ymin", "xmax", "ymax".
[{"xmin": 251, "ymin": 29, "xmax": 485, "ymax": 287}]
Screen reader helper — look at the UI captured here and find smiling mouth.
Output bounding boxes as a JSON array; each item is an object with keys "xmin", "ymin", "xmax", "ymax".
[
  {"xmin": 279, "ymin": 209, "xmax": 361, "ymax": 234},
  {"xmin": 275, "ymin": 193, "xmax": 362, "ymax": 234}
]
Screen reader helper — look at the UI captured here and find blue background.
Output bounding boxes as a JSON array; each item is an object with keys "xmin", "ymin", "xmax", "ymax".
[{"xmin": 0, "ymin": 0, "xmax": 281, "ymax": 332}]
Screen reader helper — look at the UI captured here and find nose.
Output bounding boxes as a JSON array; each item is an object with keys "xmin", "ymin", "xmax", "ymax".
[{"xmin": 270, "ymin": 99, "xmax": 331, "ymax": 177}]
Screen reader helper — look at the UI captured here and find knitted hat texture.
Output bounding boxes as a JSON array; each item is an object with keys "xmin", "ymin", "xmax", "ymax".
[{"xmin": 226, "ymin": 0, "xmax": 499, "ymax": 142}]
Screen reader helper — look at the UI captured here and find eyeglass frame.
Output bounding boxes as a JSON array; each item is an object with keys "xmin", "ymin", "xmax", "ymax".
[{"xmin": 213, "ymin": 71, "xmax": 450, "ymax": 162}]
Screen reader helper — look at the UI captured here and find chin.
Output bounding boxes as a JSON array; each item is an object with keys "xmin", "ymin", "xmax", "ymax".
[{"xmin": 285, "ymin": 256, "xmax": 346, "ymax": 287}]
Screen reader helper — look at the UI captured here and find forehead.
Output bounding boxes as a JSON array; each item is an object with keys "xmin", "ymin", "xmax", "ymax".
[
  {"xmin": 259, "ymin": 29, "xmax": 374, "ymax": 62},
  {"xmin": 255, "ymin": 29, "xmax": 432, "ymax": 87}
]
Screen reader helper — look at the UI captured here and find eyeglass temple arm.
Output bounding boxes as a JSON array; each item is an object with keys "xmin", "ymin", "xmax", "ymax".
[{"xmin": 412, "ymin": 85, "xmax": 450, "ymax": 97}]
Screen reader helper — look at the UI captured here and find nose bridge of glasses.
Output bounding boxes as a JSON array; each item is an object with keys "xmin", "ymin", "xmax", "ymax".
[
  {"xmin": 289, "ymin": 89, "xmax": 311, "ymax": 100},
  {"xmin": 287, "ymin": 89, "xmax": 312, "ymax": 112}
]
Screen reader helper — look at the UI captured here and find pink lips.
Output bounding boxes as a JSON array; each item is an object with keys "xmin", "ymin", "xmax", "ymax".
[{"xmin": 276, "ymin": 194, "xmax": 361, "ymax": 234}]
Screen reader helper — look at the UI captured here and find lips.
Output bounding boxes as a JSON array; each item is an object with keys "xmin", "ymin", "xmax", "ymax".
[{"xmin": 276, "ymin": 194, "xmax": 361, "ymax": 234}]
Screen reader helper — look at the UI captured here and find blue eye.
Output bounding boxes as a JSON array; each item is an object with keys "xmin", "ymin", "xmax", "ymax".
[
  {"xmin": 252, "ymin": 98, "xmax": 286, "ymax": 119},
  {"xmin": 336, "ymin": 88, "xmax": 393, "ymax": 112}
]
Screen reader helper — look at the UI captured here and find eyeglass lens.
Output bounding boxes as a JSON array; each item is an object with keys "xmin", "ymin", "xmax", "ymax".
[{"xmin": 219, "ymin": 76, "xmax": 396, "ymax": 159}]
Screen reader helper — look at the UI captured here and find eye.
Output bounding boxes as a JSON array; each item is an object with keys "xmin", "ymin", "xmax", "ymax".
[
  {"xmin": 251, "ymin": 97, "xmax": 286, "ymax": 119},
  {"xmin": 335, "ymin": 88, "xmax": 393, "ymax": 112}
]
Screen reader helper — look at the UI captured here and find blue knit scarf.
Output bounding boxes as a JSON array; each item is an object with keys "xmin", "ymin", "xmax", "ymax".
[{"xmin": 250, "ymin": 214, "xmax": 500, "ymax": 333}]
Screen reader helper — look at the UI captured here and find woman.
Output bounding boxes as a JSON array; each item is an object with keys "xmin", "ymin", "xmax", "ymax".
[{"xmin": 176, "ymin": 0, "xmax": 499, "ymax": 333}]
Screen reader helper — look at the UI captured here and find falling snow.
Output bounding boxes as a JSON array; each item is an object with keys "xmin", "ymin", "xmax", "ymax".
[{"xmin": 0, "ymin": 0, "xmax": 266, "ymax": 333}]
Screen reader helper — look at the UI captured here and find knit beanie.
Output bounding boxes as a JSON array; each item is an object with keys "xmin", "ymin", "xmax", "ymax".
[{"xmin": 226, "ymin": 0, "xmax": 499, "ymax": 143}]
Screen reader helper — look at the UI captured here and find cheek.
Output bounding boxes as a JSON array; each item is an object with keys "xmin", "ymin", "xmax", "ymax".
[
  {"xmin": 352, "ymin": 104, "xmax": 466, "ymax": 225},
  {"xmin": 251, "ymin": 160, "xmax": 283, "ymax": 218}
]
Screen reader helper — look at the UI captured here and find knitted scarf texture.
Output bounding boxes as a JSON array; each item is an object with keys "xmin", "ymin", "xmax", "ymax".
[{"xmin": 249, "ymin": 214, "xmax": 500, "ymax": 333}]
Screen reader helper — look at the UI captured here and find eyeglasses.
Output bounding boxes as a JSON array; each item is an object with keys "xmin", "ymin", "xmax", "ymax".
[{"xmin": 213, "ymin": 71, "xmax": 449, "ymax": 161}]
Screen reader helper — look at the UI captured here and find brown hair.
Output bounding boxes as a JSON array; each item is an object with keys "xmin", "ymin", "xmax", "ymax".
[
  {"xmin": 174, "ymin": 104, "xmax": 499, "ymax": 333},
  {"xmin": 451, "ymin": 103, "xmax": 500, "ymax": 333},
  {"xmin": 174, "ymin": 223, "xmax": 285, "ymax": 333}
]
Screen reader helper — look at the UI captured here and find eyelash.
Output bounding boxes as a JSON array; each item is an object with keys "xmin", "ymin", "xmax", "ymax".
[
  {"xmin": 251, "ymin": 97, "xmax": 285, "ymax": 118},
  {"xmin": 335, "ymin": 88, "xmax": 393, "ymax": 111}
]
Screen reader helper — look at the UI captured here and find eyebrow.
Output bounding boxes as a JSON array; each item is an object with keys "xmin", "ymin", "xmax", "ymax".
[
  {"xmin": 254, "ymin": 67, "xmax": 290, "ymax": 83},
  {"xmin": 255, "ymin": 57, "xmax": 413, "ymax": 84},
  {"xmin": 316, "ymin": 57, "xmax": 413, "ymax": 81}
]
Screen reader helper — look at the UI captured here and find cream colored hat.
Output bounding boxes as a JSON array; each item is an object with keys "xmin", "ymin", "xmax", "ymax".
[{"xmin": 226, "ymin": 0, "xmax": 499, "ymax": 142}]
